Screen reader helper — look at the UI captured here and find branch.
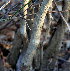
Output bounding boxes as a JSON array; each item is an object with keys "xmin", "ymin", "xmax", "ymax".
[
  {"xmin": 53, "ymin": 0, "xmax": 70, "ymax": 31},
  {"xmin": 0, "ymin": 41, "xmax": 13, "ymax": 45},
  {"xmin": 47, "ymin": 0, "xmax": 70, "ymax": 70},
  {"xmin": 20, "ymin": 0, "xmax": 53, "ymax": 71},
  {"xmin": 58, "ymin": 57, "xmax": 70, "ymax": 63}
]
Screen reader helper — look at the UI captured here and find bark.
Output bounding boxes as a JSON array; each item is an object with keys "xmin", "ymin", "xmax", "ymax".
[
  {"xmin": 35, "ymin": 45, "xmax": 40, "ymax": 69},
  {"xmin": 39, "ymin": 6, "xmax": 52, "ymax": 71},
  {"xmin": 16, "ymin": 0, "xmax": 29, "ymax": 69},
  {"xmin": 39, "ymin": 43, "xmax": 43, "ymax": 71},
  {"xmin": 49, "ymin": 22, "xmax": 64, "ymax": 71},
  {"xmin": 7, "ymin": 29, "xmax": 22, "ymax": 69},
  {"xmin": 62, "ymin": 63, "xmax": 70, "ymax": 71},
  {"xmin": 42, "ymin": 18, "xmax": 63, "ymax": 71},
  {"xmin": 33, "ymin": 45, "xmax": 40, "ymax": 69},
  {"xmin": 49, "ymin": 0, "xmax": 70, "ymax": 70},
  {"xmin": 45, "ymin": 6, "xmax": 52, "ymax": 40},
  {"xmin": 0, "ymin": 55, "xmax": 4, "ymax": 71},
  {"xmin": 20, "ymin": 0, "xmax": 29, "ymax": 52},
  {"xmin": 7, "ymin": 0, "xmax": 29, "ymax": 69},
  {"xmin": 60, "ymin": 0, "xmax": 70, "ymax": 71},
  {"xmin": 39, "ymin": 0, "xmax": 43, "ymax": 3},
  {"xmin": 33, "ymin": 2, "xmax": 52, "ymax": 70},
  {"xmin": 27, "ymin": 1, "xmax": 34, "ymax": 40},
  {"xmin": 42, "ymin": 0, "xmax": 69, "ymax": 71},
  {"xmin": 20, "ymin": 0, "xmax": 53, "ymax": 71}
]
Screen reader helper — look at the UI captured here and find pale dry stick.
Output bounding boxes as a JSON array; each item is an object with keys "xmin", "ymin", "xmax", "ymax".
[
  {"xmin": 53, "ymin": 1, "xmax": 70, "ymax": 31},
  {"xmin": 0, "ymin": 0, "xmax": 11, "ymax": 10},
  {"xmin": 58, "ymin": 57, "xmax": 70, "ymax": 63}
]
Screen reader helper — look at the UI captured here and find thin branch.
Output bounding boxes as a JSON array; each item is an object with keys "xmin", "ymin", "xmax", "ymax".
[
  {"xmin": 58, "ymin": 57, "xmax": 70, "ymax": 63},
  {"xmin": 0, "ymin": 19, "xmax": 13, "ymax": 30},
  {"xmin": 53, "ymin": 0, "xmax": 70, "ymax": 31},
  {"xmin": 0, "ymin": 41, "xmax": 13, "ymax": 45}
]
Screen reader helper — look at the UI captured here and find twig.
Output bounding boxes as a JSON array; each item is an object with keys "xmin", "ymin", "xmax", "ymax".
[
  {"xmin": 53, "ymin": 0, "xmax": 70, "ymax": 31},
  {"xmin": 0, "ymin": 40, "xmax": 13, "ymax": 45},
  {"xmin": 58, "ymin": 57, "xmax": 70, "ymax": 63},
  {"xmin": 0, "ymin": 19, "xmax": 13, "ymax": 30},
  {"xmin": 0, "ymin": 0, "xmax": 11, "ymax": 11}
]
